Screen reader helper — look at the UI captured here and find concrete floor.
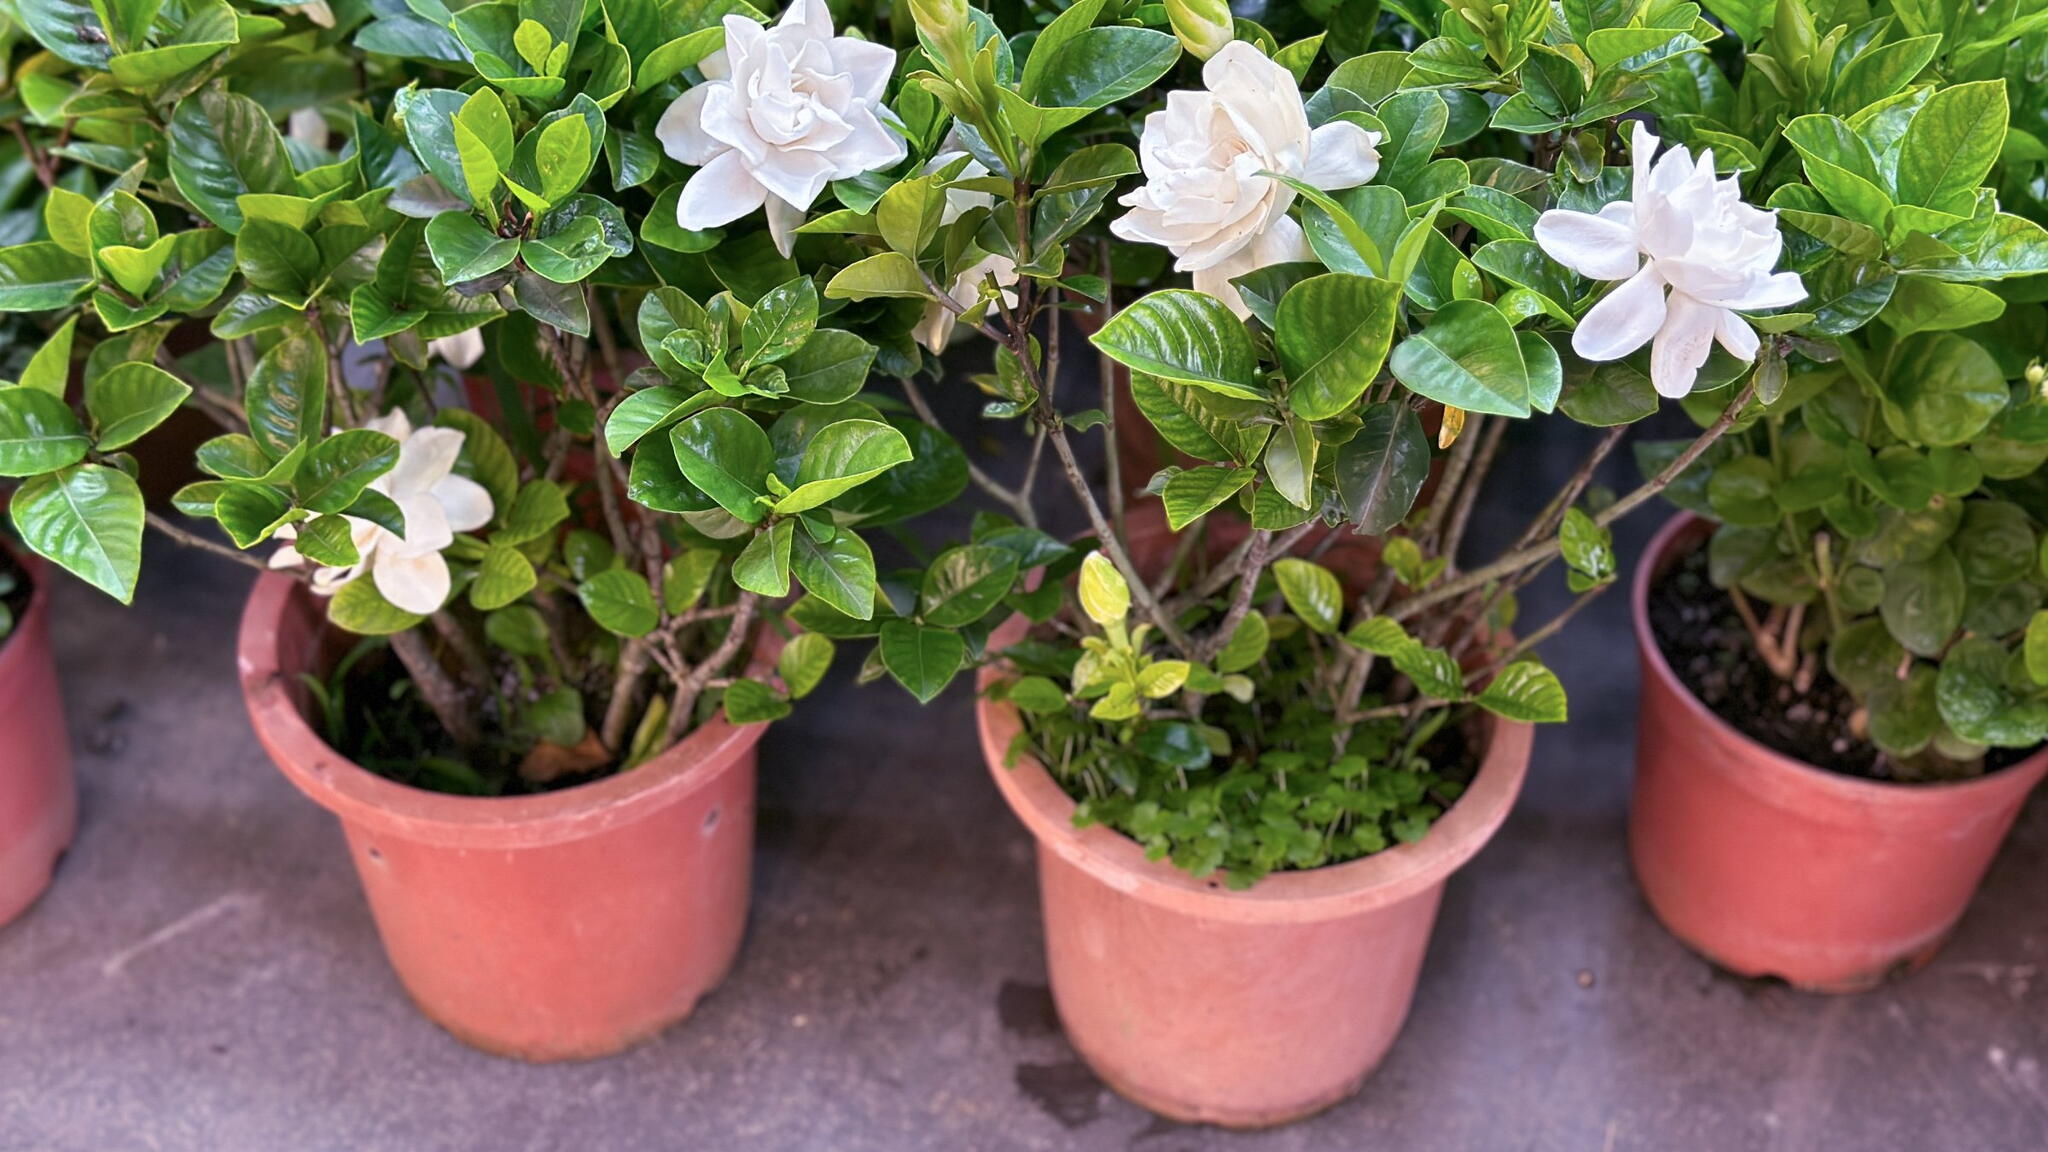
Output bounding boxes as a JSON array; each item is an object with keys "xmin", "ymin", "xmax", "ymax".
[{"xmin": 2, "ymin": 417, "xmax": 2045, "ymax": 1152}]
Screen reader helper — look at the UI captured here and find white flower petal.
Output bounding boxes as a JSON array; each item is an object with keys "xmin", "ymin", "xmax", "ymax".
[
  {"xmin": 915, "ymin": 303, "xmax": 955, "ymax": 354},
  {"xmin": 373, "ymin": 550, "xmax": 452, "ymax": 616},
  {"xmin": 1203, "ymin": 42, "xmax": 1308, "ymax": 170},
  {"xmin": 765, "ymin": 194, "xmax": 805, "ymax": 258},
  {"xmin": 363, "ymin": 409, "xmax": 411, "ymax": 442},
  {"xmin": 1534, "ymin": 208, "xmax": 1643, "ymax": 281},
  {"xmin": 431, "ymin": 474, "xmax": 494, "ymax": 534},
  {"xmin": 427, "ymin": 329, "xmax": 484, "ymax": 370},
  {"xmin": 393, "ymin": 493, "xmax": 454, "ymax": 554},
  {"xmin": 676, "ymin": 150, "xmax": 770, "ymax": 230},
  {"xmin": 1300, "ymin": 123, "xmax": 1381, "ymax": 190},
  {"xmin": 655, "ymin": 85, "xmax": 725, "ymax": 166},
  {"xmin": 1728, "ymin": 270, "xmax": 1808, "ymax": 311},
  {"xmin": 1248, "ymin": 213, "xmax": 1314, "ymax": 267},
  {"xmin": 1651, "ymin": 291, "xmax": 1720, "ymax": 398},
  {"xmin": 1715, "ymin": 309, "xmax": 1760, "ymax": 361},
  {"xmin": 1572, "ymin": 266, "xmax": 1667, "ymax": 363},
  {"xmin": 388, "ymin": 426, "xmax": 465, "ymax": 499},
  {"xmin": 309, "ymin": 563, "xmax": 362, "ymax": 598},
  {"xmin": 835, "ymin": 37, "xmax": 898, "ymax": 106}
]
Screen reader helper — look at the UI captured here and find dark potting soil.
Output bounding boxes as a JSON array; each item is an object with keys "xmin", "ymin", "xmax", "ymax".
[
  {"xmin": 313, "ymin": 638, "xmax": 612, "ymax": 798},
  {"xmin": 0, "ymin": 546, "xmax": 31, "ymax": 652},
  {"xmin": 1647, "ymin": 543, "xmax": 2027, "ymax": 782}
]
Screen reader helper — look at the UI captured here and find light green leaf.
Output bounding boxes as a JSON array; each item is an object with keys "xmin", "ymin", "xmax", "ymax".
[
  {"xmin": 1273, "ymin": 557, "xmax": 1343, "ymax": 634},
  {"xmin": 10, "ymin": 464, "xmax": 145, "ymax": 602},
  {"xmin": 579, "ymin": 568, "xmax": 660, "ymax": 637},
  {"xmin": 84, "ymin": 362, "xmax": 191, "ymax": 451}
]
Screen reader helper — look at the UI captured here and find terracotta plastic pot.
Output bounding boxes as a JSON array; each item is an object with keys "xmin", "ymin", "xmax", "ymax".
[
  {"xmin": 238, "ymin": 573, "xmax": 767, "ymax": 1060},
  {"xmin": 1631, "ymin": 514, "xmax": 2048, "ymax": 992},
  {"xmin": 978, "ymin": 619, "xmax": 1533, "ymax": 1127},
  {"xmin": 0, "ymin": 547, "xmax": 76, "ymax": 928}
]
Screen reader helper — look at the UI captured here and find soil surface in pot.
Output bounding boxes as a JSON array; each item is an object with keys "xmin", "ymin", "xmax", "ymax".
[
  {"xmin": 0, "ymin": 547, "xmax": 30, "ymax": 653},
  {"xmin": 1648, "ymin": 545, "xmax": 2026, "ymax": 782},
  {"xmin": 311, "ymin": 637, "xmax": 713, "ymax": 798}
]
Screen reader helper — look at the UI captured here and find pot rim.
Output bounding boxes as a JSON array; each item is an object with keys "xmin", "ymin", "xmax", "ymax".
[
  {"xmin": 238, "ymin": 571, "xmax": 770, "ymax": 849},
  {"xmin": 0, "ymin": 539, "xmax": 49, "ymax": 679},
  {"xmin": 976, "ymin": 617, "xmax": 1533, "ymax": 923},
  {"xmin": 1632, "ymin": 511, "xmax": 2048, "ymax": 802}
]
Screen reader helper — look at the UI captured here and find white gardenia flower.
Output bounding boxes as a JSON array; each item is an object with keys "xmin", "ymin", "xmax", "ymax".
[
  {"xmin": 1110, "ymin": 40, "xmax": 1383, "ymax": 318},
  {"xmin": 270, "ymin": 410, "xmax": 494, "ymax": 615},
  {"xmin": 1534, "ymin": 121, "xmax": 1807, "ymax": 398},
  {"xmin": 427, "ymin": 328, "xmax": 484, "ymax": 370},
  {"xmin": 656, "ymin": 0, "xmax": 907, "ymax": 258},
  {"xmin": 915, "ymin": 251, "xmax": 1020, "ymax": 352}
]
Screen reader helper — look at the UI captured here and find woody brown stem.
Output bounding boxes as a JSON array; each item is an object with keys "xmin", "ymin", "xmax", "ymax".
[{"xmin": 390, "ymin": 628, "xmax": 481, "ymax": 748}]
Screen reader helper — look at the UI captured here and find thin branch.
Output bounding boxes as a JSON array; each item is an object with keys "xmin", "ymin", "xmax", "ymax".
[
  {"xmin": 146, "ymin": 512, "xmax": 275, "ymax": 573},
  {"xmin": 1391, "ymin": 380, "xmax": 1756, "ymax": 624},
  {"xmin": 665, "ymin": 591, "xmax": 760, "ymax": 744},
  {"xmin": 1417, "ymin": 412, "xmax": 1486, "ymax": 551},
  {"xmin": 1469, "ymin": 586, "xmax": 1603, "ymax": 682},
  {"xmin": 1436, "ymin": 414, "xmax": 1509, "ymax": 572},
  {"xmin": 1045, "ymin": 418, "xmax": 1194, "ymax": 656},
  {"xmin": 1198, "ymin": 528, "xmax": 1269, "ymax": 663}
]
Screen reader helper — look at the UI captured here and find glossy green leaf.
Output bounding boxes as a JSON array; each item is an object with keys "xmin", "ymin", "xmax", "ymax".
[
  {"xmin": 1388, "ymin": 299, "xmax": 1531, "ymax": 417},
  {"xmin": 1334, "ymin": 402, "xmax": 1429, "ymax": 535},
  {"xmin": 672, "ymin": 407, "xmax": 774, "ymax": 523},
  {"xmin": 0, "ymin": 388, "xmax": 90, "ymax": 477},
  {"xmin": 1161, "ymin": 465, "xmax": 1255, "ymax": 530},
  {"xmin": 791, "ymin": 526, "xmax": 877, "ymax": 619},
  {"xmin": 1090, "ymin": 290, "xmax": 1264, "ymax": 400},
  {"xmin": 1273, "ymin": 557, "xmax": 1343, "ymax": 634},
  {"xmin": 920, "ymin": 544, "xmax": 1020, "ymax": 628},
  {"xmin": 879, "ymin": 619, "xmax": 966, "ymax": 704},
  {"xmin": 579, "ymin": 568, "xmax": 660, "ymax": 637},
  {"xmin": 10, "ymin": 464, "xmax": 145, "ymax": 602},
  {"xmin": 1275, "ymin": 274, "xmax": 1401, "ymax": 421}
]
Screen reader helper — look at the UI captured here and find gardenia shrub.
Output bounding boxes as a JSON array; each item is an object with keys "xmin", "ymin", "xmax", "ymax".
[
  {"xmin": 0, "ymin": 0, "xmax": 964, "ymax": 793},
  {"xmin": 710, "ymin": 0, "xmax": 1850, "ymax": 885},
  {"xmin": 1637, "ymin": 1, "xmax": 2048, "ymax": 779}
]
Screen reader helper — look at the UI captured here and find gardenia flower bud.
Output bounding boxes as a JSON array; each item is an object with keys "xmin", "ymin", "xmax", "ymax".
[
  {"xmin": 1533, "ymin": 121, "xmax": 1806, "ymax": 398},
  {"xmin": 1164, "ymin": 0, "xmax": 1234, "ymax": 61},
  {"xmin": 1110, "ymin": 41, "xmax": 1382, "ymax": 318},
  {"xmin": 2027, "ymin": 360, "xmax": 2047, "ymax": 398},
  {"xmin": 270, "ymin": 410, "xmax": 494, "ymax": 615},
  {"xmin": 656, "ymin": 0, "xmax": 908, "ymax": 258}
]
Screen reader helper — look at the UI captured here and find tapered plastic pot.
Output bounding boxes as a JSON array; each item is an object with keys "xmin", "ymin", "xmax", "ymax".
[
  {"xmin": 1631, "ymin": 514, "xmax": 2048, "ymax": 992},
  {"xmin": 0, "ymin": 547, "xmax": 76, "ymax": 928},
  {"xmin": 978, "ymin": 619, "xmax": 1532, "ymax": 1127},
  {"xmin": 238, "ymin": 573, "xmax": 766, "ymax": 1060}
]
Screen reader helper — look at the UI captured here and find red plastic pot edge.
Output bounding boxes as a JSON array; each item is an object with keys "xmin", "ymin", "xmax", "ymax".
[
  {"xmin": 0, "ymin": 542, "xmax": 52, "ymax": 683},
  {"xmin": 1632, "ymin": 513, "xmax": 2048, "ymax": 814},
  {"xmin": 238, "ymin": 572, "xmax": 773, "ymax": 850},
  {"xmin": 976, "ymin": 616, "xmax": 1533, "ymax": 923}
]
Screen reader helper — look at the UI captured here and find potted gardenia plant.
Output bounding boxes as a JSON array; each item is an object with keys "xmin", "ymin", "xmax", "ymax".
[
  {"xmin": 0, "ymin": 0, "xmax": 955, "ymax": 1057},
  {"xmin": 760, "ymin": 0, "xmax": 1805, "ymax": 1127},
  {"xmin": 1624, "ymin": 1, "xmax": 2048, "ymax": 991}
]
